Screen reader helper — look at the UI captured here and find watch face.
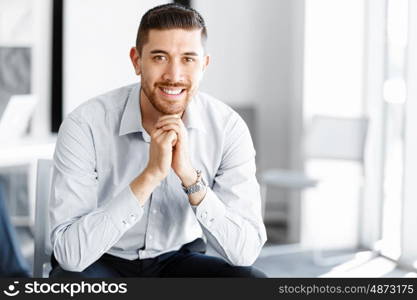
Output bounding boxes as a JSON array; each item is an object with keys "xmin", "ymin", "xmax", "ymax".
[
  {"xmin": 194, "ymin": 184, "xmax": 202, "ymax": 193},
  {"xmin": 183, "ymin": 171, "xmax": 207, "ymax": 195}
]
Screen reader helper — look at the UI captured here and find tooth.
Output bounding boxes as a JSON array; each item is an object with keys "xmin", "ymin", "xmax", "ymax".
[{"xmin": 163, "ymin": 88, "xmax": 182, "ymax": 95}]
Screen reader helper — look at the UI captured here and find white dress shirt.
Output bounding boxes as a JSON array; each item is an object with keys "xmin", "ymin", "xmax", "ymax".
[{"xmin": 50, "ymin": 83, "xmax": 267, "ymax": 272}]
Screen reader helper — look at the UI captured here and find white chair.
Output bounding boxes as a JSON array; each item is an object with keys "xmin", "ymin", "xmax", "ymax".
[
  {"xmin": 33, "ymin": 159, "xmax": 54, "ymax": 277},
  {"xmin": 261, "ymin": 115, "xmax": 368, "ymax": 261}
]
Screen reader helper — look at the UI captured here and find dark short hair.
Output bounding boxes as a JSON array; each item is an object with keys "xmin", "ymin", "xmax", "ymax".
[{"xmin": 136, "ymin": 3, "xmax": 207, "ymax": 55}]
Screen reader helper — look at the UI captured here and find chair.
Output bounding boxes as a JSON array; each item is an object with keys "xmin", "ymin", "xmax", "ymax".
[
  {"xmin": 33, "ymin": 159, "xmax": 54, "ymax": 277},
  {"xmin": 261, "ymin": 115, "xmax": 368, "ymax": 262}
]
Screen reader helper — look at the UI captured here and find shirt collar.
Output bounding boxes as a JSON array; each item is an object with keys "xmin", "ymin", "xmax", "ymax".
[
  {"xmin": 119, "ymin": 83, "xmax": 206, "ymax": 136},
  {"xmin": 182, "ymin": 94, "xmax": 206, "ymax": 134},
  {"xmin": 119, "ymin": 84, "xmax": 144, "ymax": 136}
]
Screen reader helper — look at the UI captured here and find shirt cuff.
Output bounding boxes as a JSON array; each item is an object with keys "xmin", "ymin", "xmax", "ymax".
[
  {"xmin": 193, "ymin": 188, "xmax": 227, "ymax": 229},
  {"xmin": 100, "ymin": 186, "xmax": 144, "ymax": 232}
]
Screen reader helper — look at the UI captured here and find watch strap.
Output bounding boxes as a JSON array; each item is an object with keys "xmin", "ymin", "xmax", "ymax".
[{"xmin": 182, "ymin": 170, "xmax": 206, "ymax": 195}]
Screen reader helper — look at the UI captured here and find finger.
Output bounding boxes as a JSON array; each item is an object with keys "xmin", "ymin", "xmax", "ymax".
[
  {"xmin": 157, "ymin": 114, "xmax": 181, "ymax": 122},
  {"xmin": 170, "ymin": 132, "xmax": 178, "ymax": 146},
  {"xmin": 160, "ymin": 130, "xmax": 177, "ymax": 146},
  {"xmin": 161, "ymin": 125, "xmax": 183, "ymax": 146},
  {"xmin": 155, "ymin": 120, "xmax": 185, "ymax": 136},
  {"xmin": 156, "ymin": 114, "xmax": 182, "ymax": 125},
  {"xmin": 161, "ymin": 125, "xmax": 183, "ymax": 145},
  {"xmin": 155, "ymin": 118, "xmax": 183, "ymax": 129},
  {"xmin": 160, "ymin": 123, "xmax": 181, "ymax": 135},
  {"xmin": 151, "ymin": 128, "xmax": 165, "ymax": 139},
  {"xmin": 155, "ymin": 130, "xmax": 171, "ymax": 143}
]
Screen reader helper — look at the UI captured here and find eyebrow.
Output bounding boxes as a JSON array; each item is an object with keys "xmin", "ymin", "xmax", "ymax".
[
  {"xmin": 183, "ymin": 52, "xmax": 199, "ymax": 56},
  {"xmin": 149, "ymin": 50, "xmax": 199, "ymax": 56}
]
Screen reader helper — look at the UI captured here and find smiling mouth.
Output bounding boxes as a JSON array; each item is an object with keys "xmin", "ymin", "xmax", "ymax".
[{"xmin": 159, "ymin": 87, "xmax": 186, "ymax": 97}]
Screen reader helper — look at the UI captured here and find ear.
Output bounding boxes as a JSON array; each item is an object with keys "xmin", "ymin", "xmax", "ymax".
[
  {"xmin": 202, "ymin": 54, "xmax": 210, "ymax": 72},
  {"xmin": 129, "ymin": 47, "xmax": 141, "ymax": 75}
]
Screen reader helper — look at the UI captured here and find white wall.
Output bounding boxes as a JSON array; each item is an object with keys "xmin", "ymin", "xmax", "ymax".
[
  {"xmin": 301, "ymin": 0, "xmax": 366, "ymax": 249},
  {"xmin": 32, "ymin": 0, "xmax": 53, "ymax": 138},
  {"xmin": 360, "ymin": 0, "xmax": 386, "ymax": 251},
  {"xmin": 0, "ymin": 0, "xmax": 52, "ymax": 138},
  {"xmin": 400, "ymin": 0, "xmax": 417, "ymax": 269},
  {"xmin": 63, "ymin": 0, "xmax": 168, "ymax": 115},
  {"xmin": 194, "ymin": 0, "xmax": 305, "ymax": 232}
]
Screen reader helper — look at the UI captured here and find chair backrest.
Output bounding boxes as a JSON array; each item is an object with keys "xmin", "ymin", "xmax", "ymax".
[
  {"xmin": 304, "ymin": 115, "xmax": 369, "ymax": 162},
  {"xmin": 232, "ymin": 105, "xmax": 257, "ymax": 151},
  {"xmin": 33, "ymin": 159, "xmax": 54, "ymax": 278}
]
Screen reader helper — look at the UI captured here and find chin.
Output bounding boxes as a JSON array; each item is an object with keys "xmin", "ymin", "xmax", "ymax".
[
  {"xmin": 155, "ymin": 103, "xmax": 185, "ymax": 115},
  {"xmin": 155, "ymin": 97, "xmax": 189, "ymax": 114}
]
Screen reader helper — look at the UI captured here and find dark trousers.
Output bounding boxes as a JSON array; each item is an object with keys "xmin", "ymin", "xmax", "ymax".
[{"xmin": 49, "ymin": 238, "xmax": 267, "ymax": 278}]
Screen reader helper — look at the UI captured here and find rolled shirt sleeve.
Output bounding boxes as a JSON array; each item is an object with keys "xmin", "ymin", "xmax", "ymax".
[
  {"xmin": 193, "ymin": 114, "xmax": 267, "ymax": 266},
  {"xmin": 50, "ymin": 115, "xmax": 144, "ymax": 272}
]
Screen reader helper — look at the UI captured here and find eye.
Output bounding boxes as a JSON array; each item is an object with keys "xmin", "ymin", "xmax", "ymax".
[
  {"xmin": 183, "ymin": 57, "xmax": 195, "ymax": 63},
  {"xmin": 153, "ymin": 55, "xmax": 167, "ymax": 62}
]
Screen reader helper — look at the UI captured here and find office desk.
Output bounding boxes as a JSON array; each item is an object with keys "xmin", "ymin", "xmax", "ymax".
[{"xmin": 0, "ymin": 137, "xmax": 56, "ymax": 228}]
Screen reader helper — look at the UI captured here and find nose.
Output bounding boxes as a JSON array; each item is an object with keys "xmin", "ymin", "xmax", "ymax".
[{"xmin": 162, "ymin": 59, "xmax": 184, "ymax": 83}]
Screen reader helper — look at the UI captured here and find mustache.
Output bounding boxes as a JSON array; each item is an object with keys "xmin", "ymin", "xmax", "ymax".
[{"xmin": 156, "ymin": 82, "xmax": 190, "ymax": 89}]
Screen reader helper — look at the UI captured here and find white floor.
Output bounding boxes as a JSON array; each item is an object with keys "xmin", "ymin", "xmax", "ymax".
[{"xmin": 254, "ymin": 244, "xmax": 417, "ymax": 278}]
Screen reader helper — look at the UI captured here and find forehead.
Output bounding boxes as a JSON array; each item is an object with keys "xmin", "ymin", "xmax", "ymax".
[{"xmin": 143, "ymin": 28, "xmax": 204, "ymax": 55}]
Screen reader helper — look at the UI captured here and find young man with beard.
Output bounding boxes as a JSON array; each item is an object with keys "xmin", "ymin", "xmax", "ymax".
[{"xmin": 49, "ymin": 3, "xmax": 267, "ymax": 278}]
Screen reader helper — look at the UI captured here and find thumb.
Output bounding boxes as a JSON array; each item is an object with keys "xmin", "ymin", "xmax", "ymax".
[{"xmin": 163, "ymin": 130, "xmax": 177, "ymax": 146}]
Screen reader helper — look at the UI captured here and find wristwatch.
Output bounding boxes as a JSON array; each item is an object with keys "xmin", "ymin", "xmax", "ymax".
[{"xmin": 182, "ymin": 170, "xmax": 207, "ymax": 195}]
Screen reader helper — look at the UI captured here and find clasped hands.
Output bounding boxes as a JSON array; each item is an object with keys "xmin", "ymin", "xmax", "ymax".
[
  {"xmin": 130, "ymin": 115, "xmax": 206, "ymax": 206},
  {"xmin": 145, "ymin": 115, "xmax": 197, "ymax": 188}
]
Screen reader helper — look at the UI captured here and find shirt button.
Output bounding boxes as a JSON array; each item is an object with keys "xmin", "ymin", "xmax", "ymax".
[
  {"xmin": 200, "ymin": 211, "xmax": 208, "ymax": 220},
  {"xmin": 152, "ymin": 209, "xmax": 157, "ymax": 214},
  {"xmin": 130, "ymin": 214, "xmax": 136, "ymax": 220},
  {"xmin": 122, "ymin": 220, "xmax": 129, "ymax": 226},
  {"xmin": 148, "ymin": 234, "xmax": 153, "ymax": 240}
]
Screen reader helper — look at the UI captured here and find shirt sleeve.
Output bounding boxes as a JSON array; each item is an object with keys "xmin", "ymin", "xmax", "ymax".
[
  {"xmin": 49, "ymin": 115, "xmax": 144, "ymax": 272},
  {"xmin": 192, "ymin": 113, "xmax": 267, "ymax": 266}
]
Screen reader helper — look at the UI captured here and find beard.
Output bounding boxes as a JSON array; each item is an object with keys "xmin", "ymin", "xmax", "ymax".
[{"xmin": 141, "ymin": 79, "xmax": 194, "ymax": 115}]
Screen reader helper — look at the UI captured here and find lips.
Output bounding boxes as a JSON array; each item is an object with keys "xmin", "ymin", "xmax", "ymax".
[
  {"xmin": 161, "ymin": 87, "xmax": 183, "ymax": 95},
  {"xmin": 158, "ymin": 86, "xmax": 186, "ymax": 98}
]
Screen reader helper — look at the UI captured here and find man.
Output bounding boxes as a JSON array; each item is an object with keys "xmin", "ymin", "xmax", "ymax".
[{"xmin": 49, "ymin": 3, "xmax": 267, "ymax": 278}]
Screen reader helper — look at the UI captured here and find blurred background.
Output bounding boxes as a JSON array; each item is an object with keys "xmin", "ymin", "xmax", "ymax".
[{"xmin": 1, "ymin": 0, "xmax": 417, "ymax": 277}]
